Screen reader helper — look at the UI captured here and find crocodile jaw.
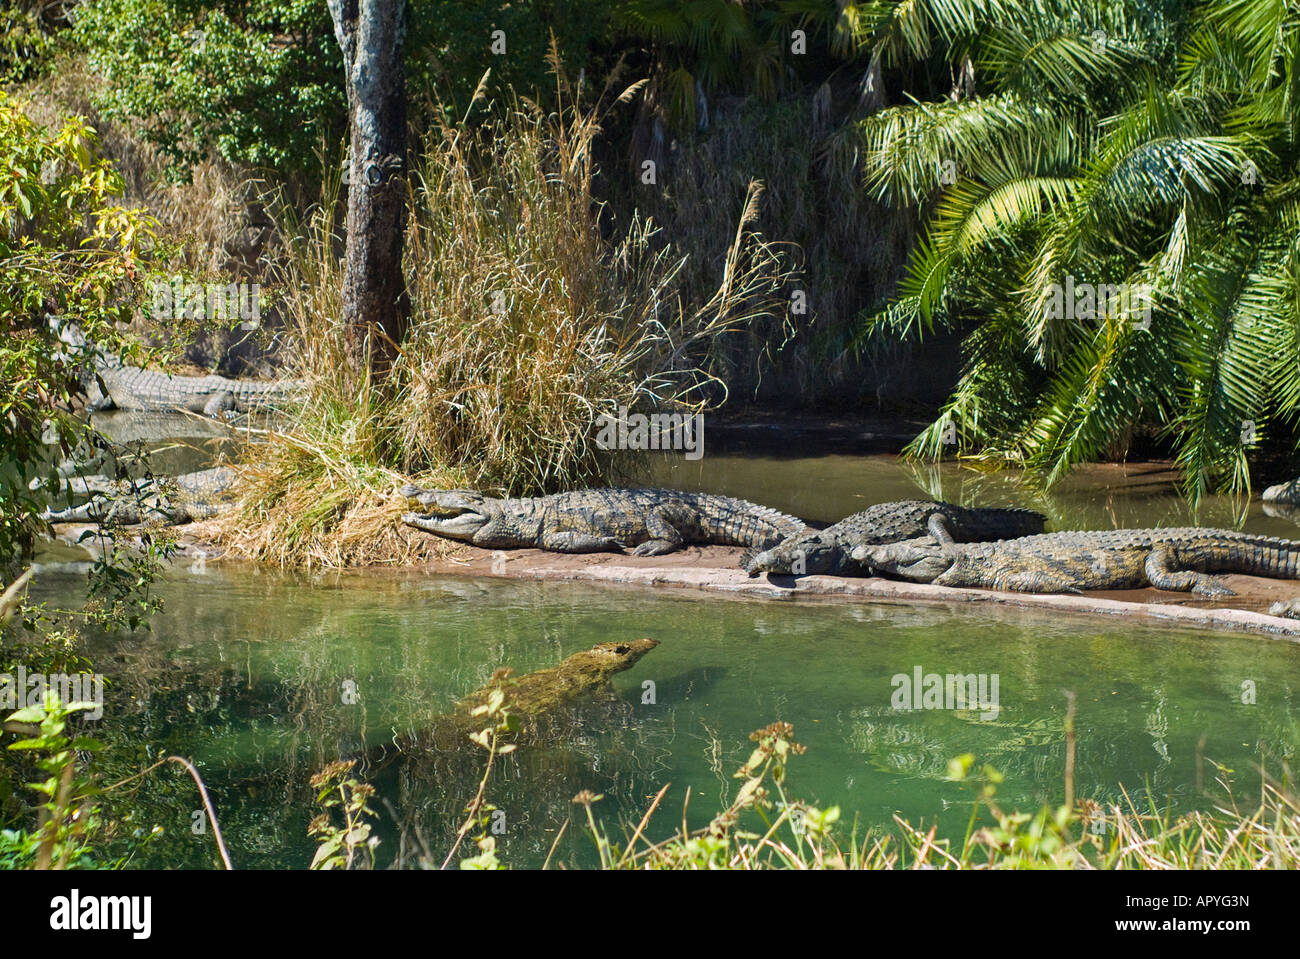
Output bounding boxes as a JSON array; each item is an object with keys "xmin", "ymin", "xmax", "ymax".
[
  {"xmin": 400, "ymin": 486, "xmax": 494, "ymax": 540},
  {"xmin": 851, "ymin": 539, "xmax": 951, "ymax": 582},
  {"xmin": 401, "ymin": 510, "xmax": 488, "ymax": 540}
]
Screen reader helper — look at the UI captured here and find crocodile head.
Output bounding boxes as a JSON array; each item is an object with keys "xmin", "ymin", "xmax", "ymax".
[
  {"xmin": 580, "ymin": 638, "xmax": 660, "ymax": 674},
  {"xmin": 1263, "ymin": 477, "xmax": 1300, "ymax": 506},
  {"xmin": 744, "ymin": 535, "xmax": 844, "ymax": 577},
  {"xmin": 400, "ymin": 485, "xmax": 495, "ymax": 540},
  {"xmin": 850, "ymin": 537, "xmax": 953, "ymax": 582}
]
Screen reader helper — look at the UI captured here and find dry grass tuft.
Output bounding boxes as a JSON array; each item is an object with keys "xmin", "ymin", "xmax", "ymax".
[{"xmin": 218, "ymin": 64, "xmax": 795, "ymax": 569}]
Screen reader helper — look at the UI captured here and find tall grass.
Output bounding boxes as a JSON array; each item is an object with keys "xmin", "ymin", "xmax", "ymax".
[
  {"xmin": 222, "ymin": 66, "xmax": 794, "ymax": 568},
  {"xmin": 620, "ymin": 93, "xmax": 919, "ymax": 406}
]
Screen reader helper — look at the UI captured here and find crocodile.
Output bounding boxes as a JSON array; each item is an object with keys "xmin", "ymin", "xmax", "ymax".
[
  {"xmin": 743, "ymin": 500, "xmax": 1047, "ymax": 577},
  {"xmin": 400, "ymin": 485, "xmax": 810, "ymax": 556},
  {"xmin": 90, "ymin": 363, "xmax": 302, "ymax": 417},
  {"xmin": 40, "ymin": 466, "xmax": 237, "ymax": 525},
  {"xmin": 368, "ymin": 638, "xmax": 659, "ymax": 761},
  {"xmin": 1263, "ymin": 477, "xmax": 1300, "ymax": 506},
  {"xmin": 852, "ymin": 527, "xmax": 1300, "ymax": 596},
  {"xmin": 51, "ymin": 317, "xmax": 302, "ymax": 417},
  {"xmin": 1268, "ymin": 598, "xmax": 1300, "ymax": 619}
]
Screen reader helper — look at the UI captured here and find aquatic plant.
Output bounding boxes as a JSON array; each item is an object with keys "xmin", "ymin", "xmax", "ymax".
[{"xmin": 307, "ymin": 760, "xmax": 380, "ymax": 870}]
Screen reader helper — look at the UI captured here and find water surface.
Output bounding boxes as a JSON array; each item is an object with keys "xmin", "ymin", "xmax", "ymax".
[
  {"xmin": 23, "ymin": 563, "xmax": 1300, "ymax": 869},
  {"xmin": 22, "ymin": 419, "xmax": 1300, "ymax": 867}
]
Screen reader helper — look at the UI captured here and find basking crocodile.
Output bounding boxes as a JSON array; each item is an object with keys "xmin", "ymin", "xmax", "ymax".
[
  {"xmin": 743, "ymin": 500, "xmax": 1046, "ymax": 577},
  {"xmin": 853, "ymin": 528, "xmax": 1300, "ymax": 596},
  {"xmin": 400, "ymin": 485, "xmax": 809, "ymax": 556},
  {"xmin": 41, "ymin": 466, "xmax": 237, "ymax": 525},
  {"xmin": 52, "ymin": 317, "xmax": 302, "ymax": 417},
  {"xmin": 369, "ymin": 638, "xmax": 659, "ymax": 761},
  {"xmin": 1263, "ymin": 477, "xmax": 1300, "ymax": 506},
  {"xmin": 90, "ymin": 363, "xmax": 301, "ymax": 417}
]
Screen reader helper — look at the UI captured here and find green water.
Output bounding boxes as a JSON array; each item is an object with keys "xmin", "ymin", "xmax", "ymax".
[
  {"xmin": 650, "ymin": 451, "xmax": 1300, "ymax": 534},
  {"xmin": 22, "ymin": 562, "xmax": 1300, "ymax": 869},
  {"xmin": 21, "ymin": 426, "xmax": 1300, "ymax": 868}
]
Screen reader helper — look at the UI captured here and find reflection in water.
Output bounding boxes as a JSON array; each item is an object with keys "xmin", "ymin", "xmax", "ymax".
[
  {"xmin": 1264, "ymin": 501, "xmax": 1300, "ymax": 524},
  {"xmin": 21, "ymin": 565, "xmax": 1300, "ymax": 869},
  {"xmin": 649, "ymin": 453, "xmax": 1278, "ymax": 533}
]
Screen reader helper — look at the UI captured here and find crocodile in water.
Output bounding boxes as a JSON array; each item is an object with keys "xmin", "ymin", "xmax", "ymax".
[
  {"xmin": 853, "ymin": 527, "xmax": 1300, "ymax": 596},
  {"xmin": 368, "ymin": 638, "xmax": 659, "ymax": 762},
  {"xmin": 1263, "ymin": 477, "xmax": 1300, "ymax": 506},
  {"xmin": 743, "ymin": 500, "xmax": 1046, "ymax": 577},
  {"xmin": 400, "ymin": 485, "xmax": 809, "ymax": 556},
  {"xmin": 41, "ymin": 466, "xmax": 237, "ymax": 525}
]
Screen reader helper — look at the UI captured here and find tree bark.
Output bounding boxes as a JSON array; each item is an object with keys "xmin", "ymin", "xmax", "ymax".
[{"xmin": 327, "ymin": 0, "xmax": 409, "ymax": 373}]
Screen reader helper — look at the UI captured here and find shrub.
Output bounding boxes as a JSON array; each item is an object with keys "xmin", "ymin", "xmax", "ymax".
[
  {"xmin": 222, "ymin": 71, "xmax": 793, "ymax": 567},
  {"xmin": 0, "ymin": 91, "xmax": 157, "ymax": 568}
]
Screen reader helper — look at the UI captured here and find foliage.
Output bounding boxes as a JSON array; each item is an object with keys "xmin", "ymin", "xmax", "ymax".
[
  {"xmin": 0, "ymin": 0, "xmax": 74, "ymax": 84},
  {"xmin": 378, "ymin": 711, "xmax": 1300, "ymax": 870},
  {"xmin": 0, "ymin": 91, "xmax": 158, "ymax": 569},
  {"xmin": 69, "ymin": 0, "xmax": 611, "ymax": 179},
  {"xmin": 579, "ymin": 720, "xmax": 847, "ymax": 869},
  {"xmin": 80, "ymin": 527, "xmax": 173, "ymax": 634},
  {"xmin": 453, "ymin": 680, "xmax": 514, "ymax": 870},
  {"xmin": 857, "ymin": 0, "xmax": 1300, "ymax": 499},
  {"xmin": 2, "ymin": 695, "xmax": 109, "ymax": 869},
  {"xmin": 72, "ymin": 0, "xmax": 343, "ymax": 177},
  {"xmin": 307, "ymin": 759, "xmax": 379, "ymax": 870}
]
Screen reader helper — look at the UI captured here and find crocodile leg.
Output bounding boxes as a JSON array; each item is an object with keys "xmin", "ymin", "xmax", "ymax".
[
  {"xmin": 203, "ymin": 391, "xmax": 237, "ymax": 418},
  {"xmin": 539, "ymin": 530, "xmax": 625, "ymax": 553},
  {"xmin": 925, "ymin": 512, "xmax": 957, "ymax": 546},
  {"xmin": 631, "ymin": 506, "xmax": 690, "ymax": 556},
  {"xmin": 1144, "ymin": 548, "xmax": 1235, "ymax": 597},
  {"xmin": 87, "ymin": 373, "xmax": 116, "ymax": 411}
]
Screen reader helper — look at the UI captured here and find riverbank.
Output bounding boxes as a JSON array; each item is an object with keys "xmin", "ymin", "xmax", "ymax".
[
  {"xmin": 412, "ymin": 543, "xmax": 1300, "ymax": 641},
  {"xmin": 45, "ymin": 521, "xmax": 1300, "ymax": 640}
]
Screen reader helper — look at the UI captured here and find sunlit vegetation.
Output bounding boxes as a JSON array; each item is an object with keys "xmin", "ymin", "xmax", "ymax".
[{"xmin": 860, "ymin": 0, "xmax": 1300, "ymax": 499}]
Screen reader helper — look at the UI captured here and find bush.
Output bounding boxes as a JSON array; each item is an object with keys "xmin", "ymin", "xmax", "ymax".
[
  {"xmin": 0, "ymin": 91, "xmax": 157, "ymax": 568},
  {"xmin": 73, "ymin": 0, "xmax": 344, "ymax": 177},
  {"xmin": 222, "ymin": 72, "xmax": 792, "ymax": 567},
  {"xmin": 71, "ymin": 0, "xmax": 613, "ymax": 179}
]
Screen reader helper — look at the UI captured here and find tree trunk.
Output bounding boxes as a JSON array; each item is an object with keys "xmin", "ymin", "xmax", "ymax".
[{"xmin": 327, "ymin": 0, "xmax": 409, "ymax": 373}]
